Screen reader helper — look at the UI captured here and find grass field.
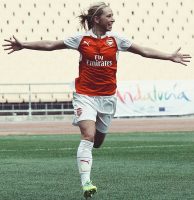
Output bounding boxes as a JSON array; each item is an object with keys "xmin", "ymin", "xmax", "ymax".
[{"xmin": 0, "ymin": 132, "xmax": 194, "ymax": 200}]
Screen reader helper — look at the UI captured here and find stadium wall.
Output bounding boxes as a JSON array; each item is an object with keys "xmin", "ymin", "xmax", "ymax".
[
  {"xmin": 0, "ymin": 0, "xmax": 194, "ymax": 84},
  {"xmin": 0, "ymin": 0, "xmax": 194, "ymax": 119}
]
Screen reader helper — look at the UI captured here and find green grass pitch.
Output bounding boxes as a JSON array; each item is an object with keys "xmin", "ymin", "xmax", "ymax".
[{"xmin": 0, "ymin": 132, "xmax": 194, "ymax": 200}]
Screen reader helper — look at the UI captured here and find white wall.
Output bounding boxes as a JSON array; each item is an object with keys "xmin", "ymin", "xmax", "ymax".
[{"xmin": 0, "ymin": 0, "xmax": 193, "ymax": 84}]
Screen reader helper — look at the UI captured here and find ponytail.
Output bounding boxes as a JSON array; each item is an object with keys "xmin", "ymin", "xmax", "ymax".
[{"xmin": 78, "ymin": 12, "xmax": 90, "ymax": 30}]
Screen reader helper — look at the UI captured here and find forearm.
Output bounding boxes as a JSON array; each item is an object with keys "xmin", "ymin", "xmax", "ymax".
[
  {"xmin": 140, "ymin": 47, "xmax": 172, "ymax": 61},
  {"xmin": 3, "ymin": 36, "xmax": 66, "ymax": 54},
  {"xmin": 129, "ymin": 44, "xmax": 173, "ymax": 61},
  {"xmin": 21, "ymin": 40, "xmax": 56, "ymax": 51}
]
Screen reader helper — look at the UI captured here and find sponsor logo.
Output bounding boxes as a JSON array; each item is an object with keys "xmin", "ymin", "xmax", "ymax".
[
  {"xmin": 80, "ymin": 160, "xmax": 90, "ymax": 164},
  {"xmin": 83, "ymin": 40, "xmax": 90, "ymax": 46},
  {"xmin": 86, "ymin": 54, "xmax": 113, "ymax": 67}
]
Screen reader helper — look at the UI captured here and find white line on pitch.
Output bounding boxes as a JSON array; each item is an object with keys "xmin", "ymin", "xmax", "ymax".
[{"xmin": 0, "ymin": 144, "xmax": 192, "ymax": 152}]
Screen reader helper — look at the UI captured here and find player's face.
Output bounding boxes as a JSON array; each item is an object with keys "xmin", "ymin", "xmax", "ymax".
[{"xmin": 98, "ymin": 7, "xmax": 115, "ymax": 31}]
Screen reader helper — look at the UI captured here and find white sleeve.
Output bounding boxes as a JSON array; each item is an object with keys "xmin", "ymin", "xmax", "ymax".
[
  {"xmin": 112, "ymin": 33, "xmax": 132, "ymax": 51},
  {"xmin": 63, "ymin": 33, "xmax": 83, "ymax": 50}
]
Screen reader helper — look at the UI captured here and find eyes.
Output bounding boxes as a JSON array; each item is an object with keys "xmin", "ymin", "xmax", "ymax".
[
  {"xmin": 103, "ymin": 13, "xmax": 114, "ymax": 21},
  {"xmin": 106, "ymin": 14, "xmax": 113, "ymax": 18}
]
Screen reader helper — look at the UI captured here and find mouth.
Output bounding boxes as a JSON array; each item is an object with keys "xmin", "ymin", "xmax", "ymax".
[{"xmin": 107, "ymin": 24, "xmax": 113, "ymax": 29}]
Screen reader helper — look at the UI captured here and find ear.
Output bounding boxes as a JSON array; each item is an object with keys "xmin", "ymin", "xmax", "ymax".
[{"xmin": 93, "ymin": 15, "xmax": 100, "ymax": 24}]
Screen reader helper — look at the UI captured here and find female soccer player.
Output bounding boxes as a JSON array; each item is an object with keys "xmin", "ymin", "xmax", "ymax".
[{"xmin": 3, "ymin": 2, "xmax": 191, "ymax": 199}]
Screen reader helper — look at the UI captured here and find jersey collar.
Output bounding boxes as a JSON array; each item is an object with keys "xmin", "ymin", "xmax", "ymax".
[{"xmin": 88, "ymin": 29, "xmax": 108, "ymax": 39}]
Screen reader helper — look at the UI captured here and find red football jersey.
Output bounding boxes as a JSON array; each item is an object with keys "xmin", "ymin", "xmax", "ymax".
[{"xmin": 64, "ymin": 30, "xmax": 132, "ymax": 96}]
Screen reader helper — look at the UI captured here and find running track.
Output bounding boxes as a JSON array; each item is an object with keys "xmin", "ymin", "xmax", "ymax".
[{"xmin": 0, "ymin": 117, "xmax": 194, "ymax": 135}]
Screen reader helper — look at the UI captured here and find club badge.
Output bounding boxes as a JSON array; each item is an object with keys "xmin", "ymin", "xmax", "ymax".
[{"xmin": 106, "ymin": 38, "xmax": 114, "ymax": 47}]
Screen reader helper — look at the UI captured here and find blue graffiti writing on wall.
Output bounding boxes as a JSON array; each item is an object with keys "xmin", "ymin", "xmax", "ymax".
[{"xmin": 150, "ymin": 84, "xmax": 190, "ymax": 102}]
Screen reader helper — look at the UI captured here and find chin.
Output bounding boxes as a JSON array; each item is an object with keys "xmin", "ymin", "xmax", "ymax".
[{"xmin": 107, "ymin": 27, "xmax": 112, "ymax": 31}]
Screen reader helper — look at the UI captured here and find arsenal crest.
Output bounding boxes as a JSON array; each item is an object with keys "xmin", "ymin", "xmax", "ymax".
[{"xmin": 106, "ymin": 38, "xmax": 114, "ymax": 47}]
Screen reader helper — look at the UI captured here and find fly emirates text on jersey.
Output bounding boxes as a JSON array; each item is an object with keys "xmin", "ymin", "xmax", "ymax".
[{"xmin": 86, "ymin": 55, "xmax": 112, "ymax": 67}]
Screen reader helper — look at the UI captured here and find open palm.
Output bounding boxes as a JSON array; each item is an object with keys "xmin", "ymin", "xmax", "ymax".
[
  {"xmin": 3, "ymin": 36, "xmax": 23, "ymax": 54},
  {"xmin": 171, "ymin": 47, "xmax": 191, "ymax": 66}
]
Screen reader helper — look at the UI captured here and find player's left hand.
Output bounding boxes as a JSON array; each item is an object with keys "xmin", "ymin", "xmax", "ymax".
[{"xmin": 171, "ymin": 47, "xmax": 192, "ymax": 66}]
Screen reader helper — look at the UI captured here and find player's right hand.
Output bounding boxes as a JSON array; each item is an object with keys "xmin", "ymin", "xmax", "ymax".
[{"xmin": 2, "ymin": 36, "xmax": 23, "ymax": 54}]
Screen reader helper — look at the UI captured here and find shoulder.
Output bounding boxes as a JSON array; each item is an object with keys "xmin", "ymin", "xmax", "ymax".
[
  {"xmin": 64, "ymin": 32, "xmax": 85, "ymax": 41},
  {"xmin": 64, "ymin": 32, "xmax": 88, "ymax": 49},
  {"xmin": 106, "ymin": 32, "xmax": 132, "ymax": 51}
]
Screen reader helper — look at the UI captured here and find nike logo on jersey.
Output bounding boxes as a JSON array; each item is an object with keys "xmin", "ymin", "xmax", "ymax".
[{"xmin": 83, "ymin": 40, "xmax": 90, "ymax": 46}]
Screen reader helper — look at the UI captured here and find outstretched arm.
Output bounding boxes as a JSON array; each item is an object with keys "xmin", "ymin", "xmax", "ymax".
[
  {"xmin": 128, "ymin": 43, "xmax": 192, "ymax": 66},
  {"xmin": 3, "ymin": 36, "xmax": 67, "ymax": 54}
]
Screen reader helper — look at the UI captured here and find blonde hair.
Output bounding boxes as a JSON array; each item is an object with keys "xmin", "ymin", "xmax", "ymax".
[{"xmin": 78, "ymin": 2, "xmax": 109, "ymax": 30}]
